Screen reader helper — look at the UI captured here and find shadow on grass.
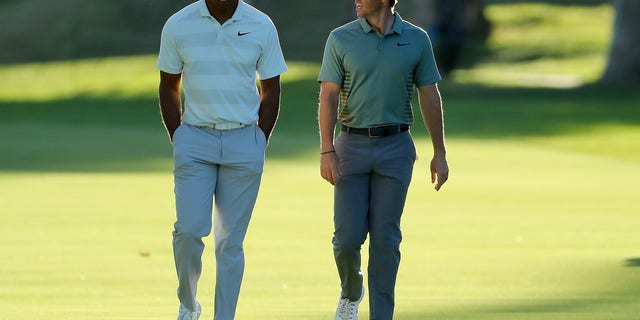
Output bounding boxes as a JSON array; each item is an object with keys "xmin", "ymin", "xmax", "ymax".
[
  {"xmin": 395, "ymin": 259, "xmax": 640, "ymax": 319},
  {"xmin": 1, "ymin": 81, "xmax": 639, "ymax": 172},
  {"xmin": 626, "ymin": 258, "xmax": 640, "ymax": 267},
  {"xmin": 488, "ymin": 0, "xmax": 609, "ymax": 5},
  {"xmin": 395, "ymin": 298, "xmax": 631, "ymax": 319}
]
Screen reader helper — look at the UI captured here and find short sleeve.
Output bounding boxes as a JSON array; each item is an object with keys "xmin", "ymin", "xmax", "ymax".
[
  {"xmin": 414, "ymin": 32, "xmax": 442, "ymax": 87},
  {"xmin": 157, "ymin": 20, "xmax": 183, "ymax": 75},
  {"xmin": 257, "ymin": 20, "xmax": 288, "ymax": 80},
  {"xmin": 317, "ymin": 33, "xmax": 344, "ymax": 85}
]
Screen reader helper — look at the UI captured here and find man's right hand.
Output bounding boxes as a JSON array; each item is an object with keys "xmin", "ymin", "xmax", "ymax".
[{"xmin": 320, "ymin": 152, "xmax": 339, "ymax": 185}]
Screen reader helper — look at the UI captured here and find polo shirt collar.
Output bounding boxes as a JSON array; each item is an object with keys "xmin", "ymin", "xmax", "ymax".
[
  {"xmin": 199, "ymin": 0, "xmax": 247, "ymax": 22},
  {"xmin": 358, "ymin": 12, "xmax": 404, "ymax": 35}
]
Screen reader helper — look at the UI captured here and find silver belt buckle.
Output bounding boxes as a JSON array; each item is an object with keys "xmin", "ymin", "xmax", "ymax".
[
  {"xmin": 368, "ymin": 127, "xmax": 382, "ymax": 137},
  {"xmin": 212, "ymin": 122, "xmax": 246, "ymax": 130}
]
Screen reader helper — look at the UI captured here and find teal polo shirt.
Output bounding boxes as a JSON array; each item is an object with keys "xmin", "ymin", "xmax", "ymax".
[{"xmin": 318, "ymin": 13, "xmax": 441, "ymax": 128}]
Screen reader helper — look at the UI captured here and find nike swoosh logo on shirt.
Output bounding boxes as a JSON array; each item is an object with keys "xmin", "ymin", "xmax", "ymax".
[
  {"xmin": 238, "ymin": 32, "xmax": 252, "ymax": 36},
  {"xmin": 397, "ymin": 42, "xmax": 410, "ymax": 47}
]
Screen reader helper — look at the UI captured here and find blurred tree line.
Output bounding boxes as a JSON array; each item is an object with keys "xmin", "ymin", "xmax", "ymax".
[
  {"xmin": 0, "ymin": 0, "xmax": 636, "ymax": 84},
  {"xmin": 0, "ymin": 0, "xmax": 193, "ymax": 62}
]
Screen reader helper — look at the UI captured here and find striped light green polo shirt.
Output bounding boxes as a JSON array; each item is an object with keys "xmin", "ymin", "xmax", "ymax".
[
  {"xmin": 157, "ymin": 0, "xmax": 287, "ymax": 127},
  {"xmin": 318, "ymin": 13, "xmax": 441, "ymax": 128}
]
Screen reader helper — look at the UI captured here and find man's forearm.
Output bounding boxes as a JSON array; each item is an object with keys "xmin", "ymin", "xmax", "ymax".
[
  {"xmin": 159, "ymin": 88, "xmax": 182, "ymax": 141},
  {"xmin": 159, "ymin": 72, "xmax": 183, "ymax": 142},
  {"xmin": 425, "ymin": 103, "xmax": 446, "ymax": 155},
  {"xmin": 418, "ymin": 84, "xmax": 446, "ymax": 155},
  {"xmin": 258, "ymin": 77, "xmax": 282, "ymax": 141},
  {"xmin": 318, "ymin": 93, "xmax": 338, "ymax": 152},
  {"xmin": 318, "ymin": 82, "xmax": 341, "ymax": 152},
  {"xmin": 258, "ymin": 92, "xmax": 280, "ymax": 140}
]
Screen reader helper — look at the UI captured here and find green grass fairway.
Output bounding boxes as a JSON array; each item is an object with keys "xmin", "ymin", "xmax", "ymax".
[
  {"xmin": 1, "ymin": 139, "xmax": 638, "ymax": 319},
  {"xmin": 1, "ymin": 3, "xmax": 640, "ymax": 319}
]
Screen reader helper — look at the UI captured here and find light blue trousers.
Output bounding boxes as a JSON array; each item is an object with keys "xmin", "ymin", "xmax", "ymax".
[
  {"xmin": 333, "ymin": 130, "xmax": 416, "ymax": 320},
  {"xmin": 172, "ymin": 123, "xmax": 266, "ymax": 320}
]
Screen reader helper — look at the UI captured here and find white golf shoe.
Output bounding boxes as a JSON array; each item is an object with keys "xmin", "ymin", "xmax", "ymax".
[
  {"xmin": 334, "ymin": 286, "xmax": 365, "ymax": 320},
  {"xmin": 177, "ymin": 302, "xmax": 201, "ymax": 320}
]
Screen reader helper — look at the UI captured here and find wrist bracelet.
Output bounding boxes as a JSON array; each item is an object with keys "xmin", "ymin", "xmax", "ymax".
[{"xmin": 321, "ymin": 150, "xmax": 336, "ymax": 155}]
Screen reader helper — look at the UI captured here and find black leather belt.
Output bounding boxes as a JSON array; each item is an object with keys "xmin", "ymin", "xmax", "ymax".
[{"xmin": 341, "ymin": 124, "xmax": 409, "ymax": 137}]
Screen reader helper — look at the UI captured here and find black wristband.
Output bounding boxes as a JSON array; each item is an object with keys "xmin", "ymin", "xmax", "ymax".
[{"xmin": 321, "ymin": 150, "xmax": 336, "ymax": 155}]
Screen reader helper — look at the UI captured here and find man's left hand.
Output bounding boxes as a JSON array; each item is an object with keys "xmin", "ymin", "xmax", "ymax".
[{"xmin": 431, "ymin": 155, "xmax": 449, "ymax": 191}]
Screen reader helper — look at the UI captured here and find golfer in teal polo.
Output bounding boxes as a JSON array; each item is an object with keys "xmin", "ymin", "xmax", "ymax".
[{"xmin": 318, "ymin": 0, "xmax": 449, "ymax": 319}]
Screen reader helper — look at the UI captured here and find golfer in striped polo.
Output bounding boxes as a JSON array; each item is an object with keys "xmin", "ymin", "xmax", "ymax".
[
  {"xmin": 157, "ymin": 1, "xmax": 286, "ymax": 319},
  {"xmin": 318, "ymin": 0, "xmax": 449, "ymax": 319}
]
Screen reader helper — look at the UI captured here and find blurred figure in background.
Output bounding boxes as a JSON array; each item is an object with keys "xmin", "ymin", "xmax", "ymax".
[{"xmin": 426, "ymin": 0, "xmax": 491, "ymax": 76}]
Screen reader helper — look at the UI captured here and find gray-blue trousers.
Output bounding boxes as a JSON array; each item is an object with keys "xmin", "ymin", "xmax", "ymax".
[
  {"xmin": 172, "ymin": 123, "xmax": 266, "ymax": 320},
  {"xmin": 333, "ymin": 130, "xmax": 416, "ymax": 320}
]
